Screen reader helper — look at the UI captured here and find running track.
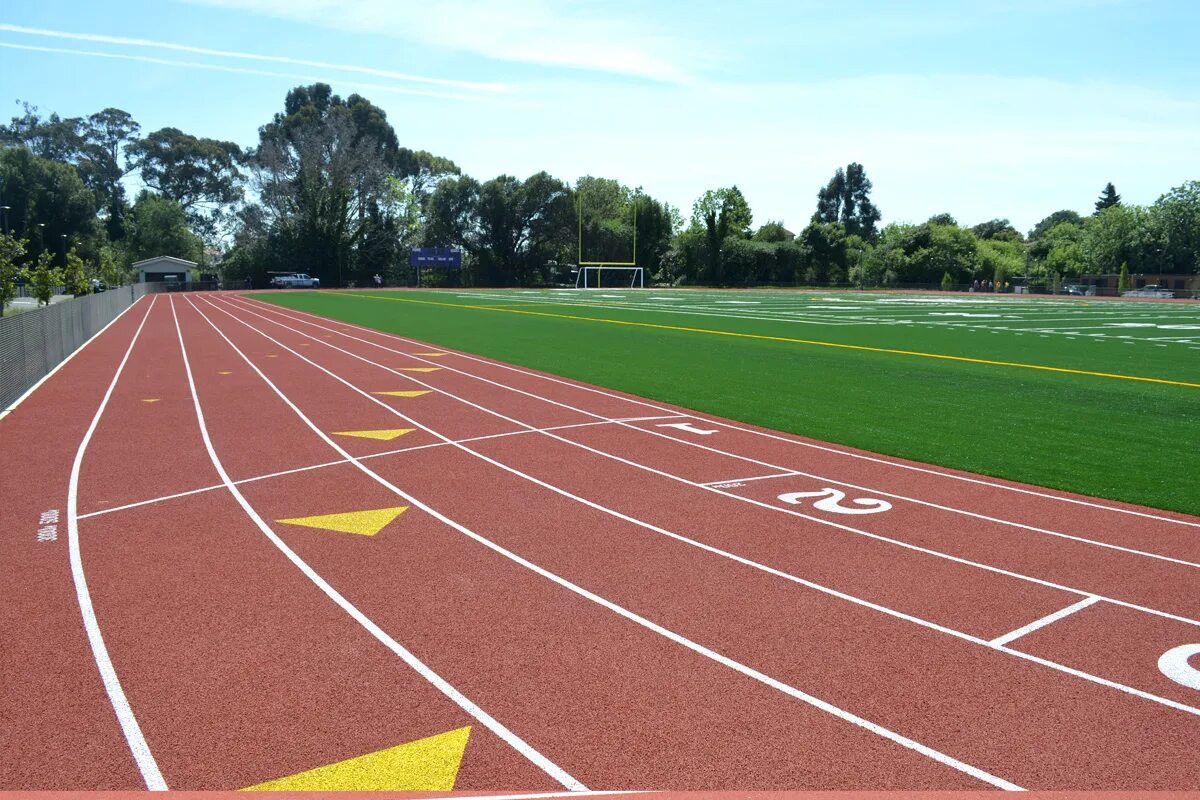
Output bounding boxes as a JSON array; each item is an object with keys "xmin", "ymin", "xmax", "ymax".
[{"xmin": 2, "ymin": 292, "xmax": 1199, "ymax": 792}]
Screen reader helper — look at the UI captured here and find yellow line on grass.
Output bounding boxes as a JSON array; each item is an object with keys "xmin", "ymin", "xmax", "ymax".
[{"xmin": 327, "ymin": 292, "xmax": 1200, "ymax": 389}]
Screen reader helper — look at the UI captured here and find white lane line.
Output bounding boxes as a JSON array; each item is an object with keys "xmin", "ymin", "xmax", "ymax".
[
  {"xmin": 77, "ymin": 416, "xmax": 682, "ymax": 521},
  {"xmin": 67, "ymin": 296, "xmax": 167, "ymax": 790},
  {"xmin": 195, "ymin": 297, "xmax": 1023, "ymax": 790},
  {"xmin": 701, "ymin": 471, "xmax": 800, "ymax": 486},
  {"xmin": 214, "ymin": 297, "xmax": 1200, "ymax": 719},
  {"xmin": 989, "ymin": 597, "xmax": 1102, "ymax": 648},
  {"xmin": 235, "ymin": 299, "xmax": 1200, "ymax": 571},
  {"xmin": 244, "ymin": 298, "xmax": 1200, "ymax": 530},
  {"xmin": 173, "ymin": 297, "xmax": 586, "ymax": 791},
  {"xmin": 1, "ymin": 294, "xmax": 150, "ymax": 420}
]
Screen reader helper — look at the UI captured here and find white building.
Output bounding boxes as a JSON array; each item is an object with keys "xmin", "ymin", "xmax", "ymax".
[{"xmin": 133, "ymin": 256, "xmax": 197, "ymax": 284}]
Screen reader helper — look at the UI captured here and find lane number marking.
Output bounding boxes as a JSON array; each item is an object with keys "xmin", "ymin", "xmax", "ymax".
[
  {"xmin": 778, "ymin": 488, "xmax": 892, "ymax": 515},
  {"xmin": 1159, "ymin": 644, "xmax": 1200, "ymax": 691},
  {"xmin": 37, "ymin": 509, "xmax": 60, "ymax": 542}
]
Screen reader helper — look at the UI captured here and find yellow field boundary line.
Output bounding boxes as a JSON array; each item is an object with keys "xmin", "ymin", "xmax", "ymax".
[{"xmin": 327, "ymin": 292, "xmax": 1200, "ymax": 389}]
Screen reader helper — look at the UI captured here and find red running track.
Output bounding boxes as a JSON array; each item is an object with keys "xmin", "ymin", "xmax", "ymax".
[{"xmin": 2, "ymin": 292, "xmax": 1199, "ymax": 793}]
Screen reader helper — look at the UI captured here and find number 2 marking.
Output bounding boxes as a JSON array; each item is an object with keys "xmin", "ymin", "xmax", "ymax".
[
  {"xmin": 778, "ymin": 488, "xmax": 892, "ymax": 515},
  {"xmin": 1159, "ymin": 644, "xmax": 1200, "ymax": 691}
]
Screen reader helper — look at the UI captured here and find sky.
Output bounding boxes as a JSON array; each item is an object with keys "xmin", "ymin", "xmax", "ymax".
[{"xmin": 2, "ymin": 0, "xmax": 1199, "ymax": 234}]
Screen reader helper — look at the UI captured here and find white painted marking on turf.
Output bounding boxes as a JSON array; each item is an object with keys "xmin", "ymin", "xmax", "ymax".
[
  {"xmin": 1, "ymin": 294, "xmax": 149, "ymax": 421},
  {"xmin": 200, "ymin": 297, "xmax": 1030, "ymax": 786},
  {"xmin": 174, "ymin": 297, "xmax": 587, "ymax": 791},
  {"xmin": 217, "ymin": 298, "xmax": 1200, "ymax": 717},
  {"xmin": 1158, "ymin": 644, "xmax": 1200, "ymax": 691},
  {"xmin": 989, "ymin": 597, "xmax": 1101, "ymax": 647},
  {"xmin": 66, "ymin": 297, "xmax": 167, "ymax": 789},
  {"xmin": 241, "ymin": 297, "xmax": 1200, "ymax": 531}
]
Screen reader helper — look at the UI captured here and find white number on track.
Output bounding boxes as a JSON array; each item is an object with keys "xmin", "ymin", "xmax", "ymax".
[
  {"xmin": 778, "ymin": 488, "xmax": 892, "ymax": 515},
  {"xmin": 1158, "ymin": 644, "xmax": 1200, "ymax": 691}
]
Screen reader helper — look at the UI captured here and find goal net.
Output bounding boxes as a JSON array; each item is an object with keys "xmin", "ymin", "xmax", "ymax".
[{"xmin": 575, "ymin": 265, "xmax": 645, "ymax": 289}]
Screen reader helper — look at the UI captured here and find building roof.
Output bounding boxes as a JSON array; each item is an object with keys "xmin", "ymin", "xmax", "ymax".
[{"xmin": 132, "ymin": 255, "xmax": 198, "ymax": 269}]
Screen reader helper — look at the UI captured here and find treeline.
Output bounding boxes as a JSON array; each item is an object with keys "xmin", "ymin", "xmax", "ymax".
[{"xmin": 2, "ymin": 83, "xmax": 1199, "ymax": 300}]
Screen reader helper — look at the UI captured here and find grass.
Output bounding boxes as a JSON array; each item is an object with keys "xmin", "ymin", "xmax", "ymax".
[{"xmin": 255, "ymin": 288, "xmax": 1200, "ymax": 516}]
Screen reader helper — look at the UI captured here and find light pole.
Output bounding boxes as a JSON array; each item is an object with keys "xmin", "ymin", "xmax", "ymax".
[{"xmin": 61, "ymin": 234, "xmax": 67, "ymax": 268}]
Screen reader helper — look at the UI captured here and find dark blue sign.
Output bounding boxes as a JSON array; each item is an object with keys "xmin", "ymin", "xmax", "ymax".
[{"xmin": 410, "ymin": 247, "xmax": 463, "ymax": 268}]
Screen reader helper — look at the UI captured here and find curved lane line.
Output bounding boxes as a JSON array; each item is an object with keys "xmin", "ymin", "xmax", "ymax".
[
  {"xmin": 215, "ymin": 296, "xmax": 1200, "ymax": 719},
  {"xmin": 231, "ymin": 299, "xmax": 1199, "ymax": 569},
  {"xmin": 67, "ymin": 295, "xmax": 167, "ymax": 790},
  {"xmin": 169, "ymin": 297, "xmax": 587, "ymax": 791},
  {"xmin": 193, "ymin": 296, "xmax": 1024, "ymax": 790},
  {"xmin": 244, "ymin": 296, "xmax": 1200, "ymax": 530}
]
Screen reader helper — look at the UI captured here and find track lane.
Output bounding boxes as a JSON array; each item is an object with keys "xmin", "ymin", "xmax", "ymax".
[
  {"xmin": 231, "ymin": 297, "xmax": 1200, "ymax": 619},
  {"xmin": 183, "ymin": 296, "xmax": 1000, "ymax": 789},
  {"xmin": 202, "ymin": 295, "xmax": 1200, "ymax": 790},
  {"xmin": 240, "ymin": 296, "xmax": 1200, "ymax": 554},
  {"xmin": 0, "ymin": 296, "xmax": 154, "ymax": 790}
]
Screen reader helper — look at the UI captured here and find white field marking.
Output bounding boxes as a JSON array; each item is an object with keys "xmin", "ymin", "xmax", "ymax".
[
  {"xmin": 75, "ymin": 416, "xmax": 684, "ymax": 521},
  {"xmin": 988, "ymin": 597, "xmax": 1102, "ymax": 648},
  {"xmin": 241, "ymin": 298, "xmax": 1200, "ymax": 531},
  {"xmin": 1158, "ymin": 644, "xmax": 1200, "ymax": 691},
  {"xmin": 657, "ymin": 421, "xmax": 718, "ymax": 435},
  {"xmin": 701, "ymin": 471, "xmax": 801, "ymax": 486},
  {"xmin": 173, "ymin": 298, "xmax": 587, "ymax": 791},
  {"xmin": 212, "ymin": 299, "xmax": 1200, "ymax": 718},
  {"xmin": 0, "ymin": 294, "xmax": 149, "ymax": 421},
  {"xmin": 66, "ymin": 297, "xmax": 167, "ymax": 789},
  {"xmin": 233, "ymin": 298, "xmax": 1200, "ymax": 572},
  {"xmin": 191, "ymin": 299, "xmax": 1026, "ymax": 789}
]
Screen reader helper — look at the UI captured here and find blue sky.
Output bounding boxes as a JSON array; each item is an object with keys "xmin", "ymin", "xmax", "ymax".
[{"xmin": 2, "ymin": 0, "xmax": 1199, "ymax": 233}]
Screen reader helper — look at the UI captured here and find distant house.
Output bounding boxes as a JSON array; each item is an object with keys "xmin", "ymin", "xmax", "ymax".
[
  {"xmin": 134, "ymin": 256, "xmax": 197, "ymax": 284},
  {"xmin": 1081, "ymin": 272, "xmax": 1199, "ymax": 297}
]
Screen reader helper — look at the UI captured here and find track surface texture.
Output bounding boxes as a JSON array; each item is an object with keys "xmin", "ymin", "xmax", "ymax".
[{"xmin": 2, "ymin": 292, "xmax": 1198, "ymax": 793}]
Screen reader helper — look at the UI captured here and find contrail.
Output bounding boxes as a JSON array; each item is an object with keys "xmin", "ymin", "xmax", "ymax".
[
  {"xmin": 0, "ymin": 42, "xmax": 475, "ymax": 101},
  {"xmin": 0, "ymin": 23, "xmax": 510, "ymax": 93}
]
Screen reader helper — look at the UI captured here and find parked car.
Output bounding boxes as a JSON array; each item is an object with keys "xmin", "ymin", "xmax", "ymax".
[
  {"xmin": 1062, "ymin": 284, "xmax": 1094, "ymax": 296},
  {"xmin": 269, "ymin": 273, "xmax": 321, "ymax": 288},
  {"xmin": 90, "ymin": 279, "xmax": 107, "ymax": 293},
  {"xmin": 1122, "ymin": 284, "xmax": 1174, "ymax": 298}
]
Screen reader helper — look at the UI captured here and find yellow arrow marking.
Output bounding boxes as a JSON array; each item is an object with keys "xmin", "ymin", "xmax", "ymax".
[
  {"xmin": 413, "ymin": 352, "xmax": 447, "ymax": 357},
  {"xmin": 266, "ymin": 354, "xmax": 278, "ymax": 358},
  {"xmin": 399, "ymin": 367, "xmax": 442, "ymax": 373},
  {"xmin": 243, "ymin": 726, "xmax": 470, "ymax": 791},
  {"xmin": 332, "ymin": 428, "xmax": 416, "ymax": 442},
  {"xmin": 141, "ymin": 398, "xmax": 160, "ymax": 403},
  {"xmin": 219, "ymin": 371, "xmax": 233, "ymax": 375},
  {"xmin": 276, "ymin": 506, "xmax": 408, "ymax": 536},
  {"xmin": 373, "ymin": 390, "xmax": 431, "ymax": 398}
]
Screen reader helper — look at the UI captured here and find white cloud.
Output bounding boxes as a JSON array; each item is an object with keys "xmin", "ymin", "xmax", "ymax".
[
  {"xmin": 0, "ymin": 23, "xmax": 508, "ymax": 92},
  {"xmin": 182, "ymin": 0, "xmax": 701, "ymax": 83}
]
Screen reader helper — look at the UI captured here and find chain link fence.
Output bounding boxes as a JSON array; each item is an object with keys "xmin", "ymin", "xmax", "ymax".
[{"xmin": 0, "ymin": 284, "xmax": 161, "ymax": 411}]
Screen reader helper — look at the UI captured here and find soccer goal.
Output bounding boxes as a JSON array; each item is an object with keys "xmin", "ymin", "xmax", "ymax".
[{"xmin": 575, "ymin": 265, "xmax": 645, "ymax": 288}]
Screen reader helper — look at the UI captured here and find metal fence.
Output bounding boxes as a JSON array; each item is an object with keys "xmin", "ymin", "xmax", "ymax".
[{"xmin": 0, "ymin": 284, "xmax": 160, "ymax": 411}]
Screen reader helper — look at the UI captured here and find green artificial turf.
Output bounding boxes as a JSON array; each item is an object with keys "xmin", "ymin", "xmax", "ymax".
[{"xmin": 256, "ymin": 289, "xmax": 1200, "ymax": 515}]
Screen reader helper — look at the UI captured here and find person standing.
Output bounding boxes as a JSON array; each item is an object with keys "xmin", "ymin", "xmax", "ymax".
[{"xmin": 373, "ymin": 273, "xmax": 383, "ymax": 288}]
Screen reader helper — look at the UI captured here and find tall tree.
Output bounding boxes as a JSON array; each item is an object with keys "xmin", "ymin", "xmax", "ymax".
[
  {"xmin": 1029, "ymin": 209, "xmax": 1083, "ymax": 241},
  {"xmin": 122, "ymin": 192, "xmax": 204, "ymax": 264},
  {"xmin": 691, "ymin": 186, "xmax": 752, "ymax": 283},
  {"xmin": 476, "ymin": 172, "xmax": 573, "ymax": 286},
  {"xmin": 812, "ymin": 162, "xmax": 881, "ymax": 241},
  {"xmin": 1095, "ymin": 182, "xmax": 1122, "ymax": 214},
  {"xmin": 81, "ymin": 108, "xmax": 140, "ymax": 240},
  {"xmin": 1149, "ymin": 180, "xmax": 1200, "ymax": 273},
  {"xmin": 970, "ymin": 218, "xmax": 1022, "ymax": 242},
  {"xmin": 0, "ymin": 147, "xmax": 100, "ymax": 264},
  {"xmin": 129, "ymin": 127, "xmax": 245, "ymax": 239}
]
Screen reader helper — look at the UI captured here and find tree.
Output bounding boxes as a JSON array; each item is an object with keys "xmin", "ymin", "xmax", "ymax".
[
  {"xmin": 123, "ymin": 192, "xmax": 204, "ymax": 264},
  {"xmin": 1040, "ymin": 222, "xmax": 1086, "ymax": 280},
  {"xmin": 0, "ymin": 232, "xmax": 28, "ymax": 310},
  {"xmin": 1082, "ymin": 204, "xmax": 1158, "ymax": 275},
  {"xmin": 0, "ymin": 147, "xmax": 101, "ymax": 265},
  {"xmin": 753, "ymin": 221, "xmax": 793, "ymax": 243},
  {"xmin": 1150, "ymin": 181, "xmax": 1200, "ymax": 274},
  {"xmin": 97, "ymin": 245, "xmax": 128, "ymax": 287},
  {"xmin": 1029, "ymin": 210, "xmax": 1083, "ymax": 241},
  {"xmin": 1118, "ymin": 262, "xmax": 1131, "ymax": 292},
  {"xmin": 130, "ymin": 127, "xmax": 245, "ymax": 239},
  {"xmin": 1095, "ymin": 182, "xmax": 1122, "ymax": 214},
  {"xmin": 970, "ymin": 218, "xmax": 1022, "ymax": 242},
  {"xmin": 424, "ymin": 175, "xmax": 481, "ymax": 251},
  {"xmin": 691, "ymin": 186, "xmax": 753, "ymax": 283},
  {"xmin": 926, "ymin": 213, "xmax": 958, "ymax": 226},
  {"xmin": 797, "ymin": 221, "xmax": 848, "ymax": 285},
  {"xmin": 1, "ymin": 103, "xmax": 86, "ymax": 163},
  {"xmin": 63, "ymin": 248, "xmax": 89, "ymax": 296},
  {"xmin": 476, "ymin": 172, "xmax": 573, "ymax": 286},
  {"xmin": 941, "ymin": 271, "xmax": 954, "ymax": 291},
  {"xmin": 81, "ymin": 108, "xmax": 140, "ymax": 240},
  {"xmin": 29, "ymin": 251, "xmax": 61, "ymax": 306},
  {"xmin": 813, "ymin": 162, "xmax": 881, "ymax": 241}
]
